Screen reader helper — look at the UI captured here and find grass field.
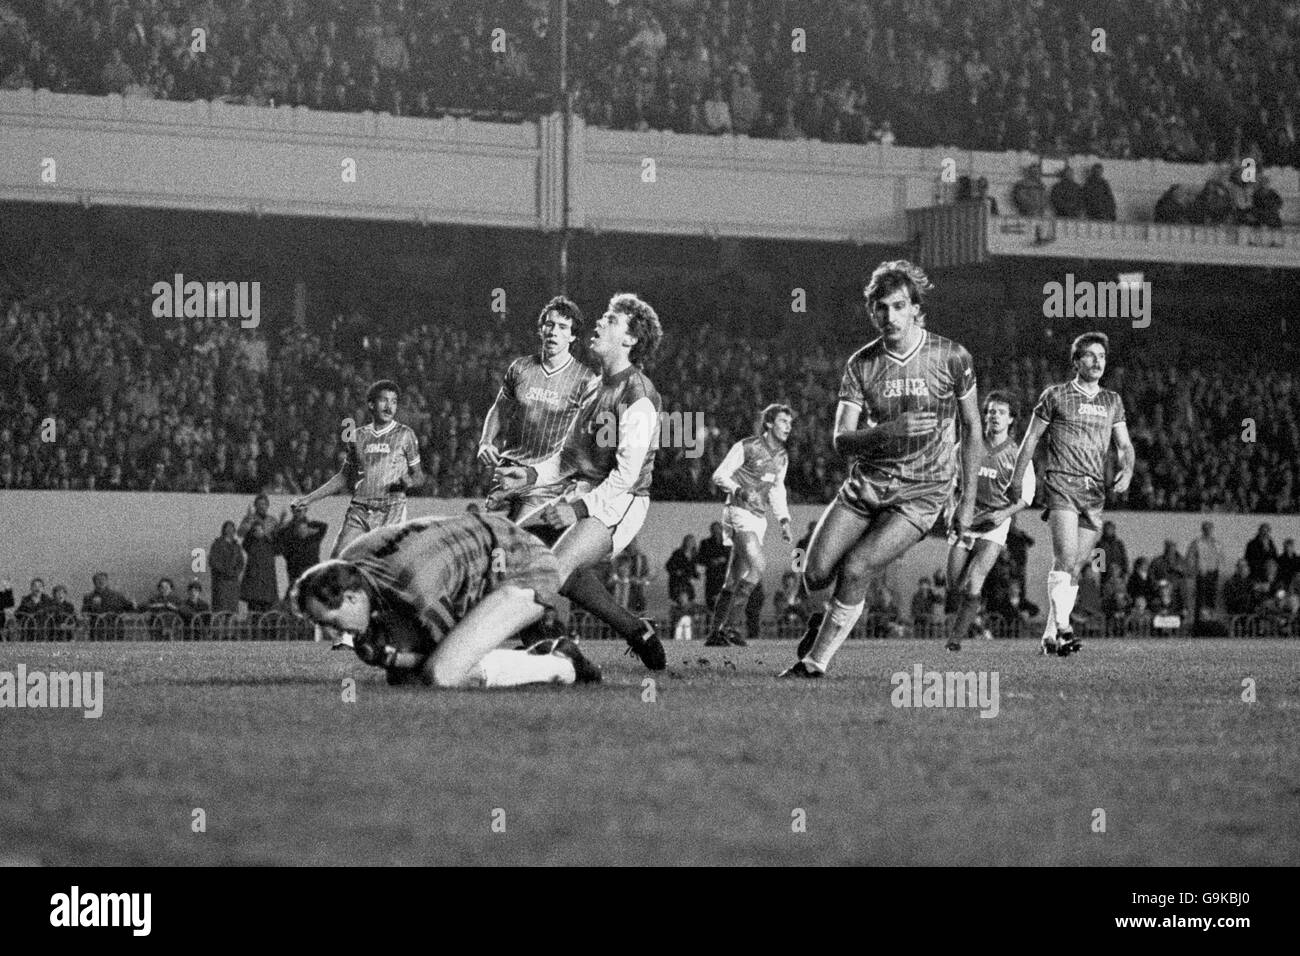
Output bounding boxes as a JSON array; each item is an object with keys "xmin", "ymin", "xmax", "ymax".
[{"xmin": 2, "ymin": 637, "xmax": 1297, "ymax": 866}]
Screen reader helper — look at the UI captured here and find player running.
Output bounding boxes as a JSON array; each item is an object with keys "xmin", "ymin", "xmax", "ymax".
[
  {"xmin": 292, "ymin": 379, "xmax": 424, "ymax": 558},
  {"xmin": 291, "ymin": 513, "xmax": 601, "ymax": 689},
  {"xmin": 1008, "ymin": 332, "xmax": 1133, "ymax": 657},
  {"xmin": 943, "ymin": 390, "xmax": 1035, "ymax": 652},
  {"xmin": 499, "ymin": 293, "xmax": 668, "ymax": 671},
  {"xmin": 477, "ymin": 296, "xmax": 597, "ymax": 521},
  {"xmin": 704, "ymin": 404, "xmax": 794, "ymax": 647},
  {"xmin": 780, "ymin": 260, "xmax": 983, "ymax": 678}
]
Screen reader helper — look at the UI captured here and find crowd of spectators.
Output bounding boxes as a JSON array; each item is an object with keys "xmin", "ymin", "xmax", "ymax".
[
  {"xmin": 3, "ymin": 0, "xmax": 1299, "ymax": 167},
  {"xmin": 3, "ymin": 266, "xmax": 1299, "ymax": 514}
]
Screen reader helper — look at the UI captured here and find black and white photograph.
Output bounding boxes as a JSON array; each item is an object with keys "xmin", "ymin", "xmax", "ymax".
[{"xmin": 0, "ymin": 0, "xmax": 1295, "ymax": 918}]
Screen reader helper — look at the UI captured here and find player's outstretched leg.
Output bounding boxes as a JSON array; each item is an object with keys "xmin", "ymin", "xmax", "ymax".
[{"xmin": 707, "ymin": 530, "xmax": 764, "ymax": 647}]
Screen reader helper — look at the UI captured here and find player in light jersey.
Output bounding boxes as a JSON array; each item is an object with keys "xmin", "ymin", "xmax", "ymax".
[
  {"xmin": 779, "ymin": 260, "xmax": 983, "ymax": 678},
  {"xmin": 704, "ymin": 404, "xmax": 794, "ymax": 647},
  {"xmin": 943, "ymin": 390, "xmax": 1035, "ymax": 652},
  {"xmin": 293, "ymin": 379, "xmax": 424, "ymax": 559},
  {"xmin": 291, "ymin": 513, "xmax": 601, "ymax": 688},
  {"xmin": 478, "ymin": 296, "xmax": 597, "ymax": 521},
  {"xmin": 499, "ymin": 293, "xmax": 668, "ymax": 671},
  {"xmin": 1008, "ymin": 332, "xmax": 1133, "ymax": 657}
]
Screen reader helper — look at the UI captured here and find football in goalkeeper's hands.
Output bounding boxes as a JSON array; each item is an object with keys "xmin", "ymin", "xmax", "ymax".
[{"xmin": 355, "ymin": 615, "xmax": 433, "ymax": 666}]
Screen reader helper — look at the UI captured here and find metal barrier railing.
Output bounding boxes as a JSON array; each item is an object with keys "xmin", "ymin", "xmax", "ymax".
[
  {"xmin": 0, "ymin": 610, "xmax": 316, "ymax": 642},
  {"xmin": 1, "ymin": 610, "xmax": 1295, "ymax": 643}
]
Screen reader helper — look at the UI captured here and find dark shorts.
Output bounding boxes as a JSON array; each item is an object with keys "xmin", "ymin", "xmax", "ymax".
[
  {"xmin": 332, "ymin": 498, "xmax": 408, "ymax": 557},
  {"xmin": 486, "ymin": 519, "xmax": 563, "ymax": 611},
  {"xmin": 836, "ymin": 466, "xmax": 953, "ymax": 535},
  {"xmin": 1041, "ymin": 471, "xmax": 1105, "ymax": 531}
]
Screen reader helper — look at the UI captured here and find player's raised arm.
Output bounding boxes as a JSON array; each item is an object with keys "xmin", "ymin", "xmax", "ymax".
[{"xmin": 1111, "ymin": 421, "xmax": 1134, "ymax": 495}]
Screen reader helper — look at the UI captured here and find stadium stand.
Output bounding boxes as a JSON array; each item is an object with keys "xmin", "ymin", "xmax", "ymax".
[{"xmin": 2, "ymin": 0, "xmax": 1298, "ymax": 167}]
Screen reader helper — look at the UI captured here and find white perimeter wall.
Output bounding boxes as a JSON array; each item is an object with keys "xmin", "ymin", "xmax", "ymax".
[{"xmin": 1, "ymin": 492, "xmax": 1296, "ymax": 621}]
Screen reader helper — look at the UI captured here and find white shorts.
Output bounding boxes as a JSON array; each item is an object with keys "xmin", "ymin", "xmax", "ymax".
[
  {"xmin": 722, "ymin": 504, "xmax": 767, "ymax": 545},
  {"xmin": 519, "ymin": 481, "xmax": 649, "ymax": 557},
  {"xmin": 949, "ymin": 516, "xmax": 1011, "ymax": 550}
]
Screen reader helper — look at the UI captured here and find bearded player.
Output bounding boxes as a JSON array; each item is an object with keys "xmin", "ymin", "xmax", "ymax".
[
  {"xmin": 477, "ymin": 296, "xmax": 597, "ymax": 520},
  {"xmin": 943, "ymin": 390, "xmax": 1035, "ymax": 652},
  {"xmin": 704, "ymin": 404, "xmax": 794, "ymax": 647},
  {"xmin": 1008, "ymin": 332, "xmax": 1133, "ymax": 657},
  {"xmin": 780, "ymin": 260, "xmax": 982, "ymax": 678},
  {"xmin": 292, "ymin": 379, "xmax": 424, "ymax": 559},
  {"xmin": 500, "ymin": 293, "xmax": 667, "ymax": 671},
  {"xmin": 291, "ymin": 513, "xmax": 601, "ymax": 688}
]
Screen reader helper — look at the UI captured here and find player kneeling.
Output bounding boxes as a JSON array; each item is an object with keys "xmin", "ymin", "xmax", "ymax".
[{"xmin": 291, "ymin": 514, "xmax": 601, "ymax": 688}]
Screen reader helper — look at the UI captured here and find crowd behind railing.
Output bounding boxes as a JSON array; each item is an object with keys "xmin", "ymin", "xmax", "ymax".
[{"xmin": 2, "ymin": 0, "xmax": 1298, "ymax": 169}]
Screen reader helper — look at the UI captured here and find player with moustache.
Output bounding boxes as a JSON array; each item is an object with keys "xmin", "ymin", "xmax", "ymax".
[
  {"xmin": 498, "ymin": 293, "xmax": 668, "ymax": 671},
  {"xmin": 780, "ymin": 260, "xmax": 983, "ymax": 677},
  {"xmin": 942, "ymin": 390, "xmax": 1036, "ymax": 652},
  {"xmin": 1007, "ymin": 332, "xmax": 1134, "ymax": 657},
  {"xmin": 477, "ymin": 296, "xmax": 597, "ymax": 521},
  {"xmin": 291, "ymin": 513, "xmax": 601, "ymax": 689}
]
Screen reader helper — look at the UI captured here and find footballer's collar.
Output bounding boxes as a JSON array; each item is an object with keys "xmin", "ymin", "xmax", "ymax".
[
  {"xmin": 884, "ymin": 329, "xmax": 926, "ymax": 365},
  {"xmin": 368, "ymin": 419, "xmax": 398, "ymax": 437},
  {"xmin": 1069, "ymin": 376, "xmax": 1101, "ymax": 399},
  {"xmin": 539, "ymin": 353, "xmax": 573, "ymax": 377}
]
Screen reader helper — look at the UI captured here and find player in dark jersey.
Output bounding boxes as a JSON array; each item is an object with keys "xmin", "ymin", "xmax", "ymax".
[
  {"xmin": 704, "ymin": 404, "xmax": 794, "ymax": 647},
  {"xmin": 290, "ymin": 514, "xmax": 601, "ymax": 688},
  {"xmin": 1008, "ymin": 332, "xmax": 1133, "ymax": 657},
  {"xmin": 293, "ymin": 379, "xmax": 424, "ymax": 560},
  {"xmin": 478, "ymin": 296, "xmax": 597, "ymax": 521},
  {"xmin": 779, "ymin": 261, "xmax": 983, "ymax": 678},
  {"xmin": 943, "ymin": 390, "xmax": 1036, "ymax": 652},
  {"xmin": 498, "ymin": 293, "xmax": 668, "ymax": 671}
]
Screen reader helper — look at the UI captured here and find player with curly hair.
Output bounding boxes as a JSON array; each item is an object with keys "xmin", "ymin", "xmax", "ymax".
[{"xmin": 780, "ymin": 260, "xmax": 983, "ymax": 677}]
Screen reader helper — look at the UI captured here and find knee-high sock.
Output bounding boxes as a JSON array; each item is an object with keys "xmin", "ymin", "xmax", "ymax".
[
  {"xmin": 471, "ymin": 648, "xmax": 575, "ymax": 687},
  {"xmin": 950, "ymin": 591, "xmax": 981, "ymax": 643},
  {"xmin": 720, "ymin": 580, "xmax": 754, "ymax": 633},
  {"xmin": 1048, "ymin": 570, "xmax": 1077, "ymax": 631},
  {"xmin": 561, "ymin": 567, "xmax": 645, "ymax": 641},
  {"xmin": 710, "ymin": 587, "xmax": 735, "ymax": 637},
  {"xmin": 805, "ymin": 598, "xmax": 865, "ymax": 673}
]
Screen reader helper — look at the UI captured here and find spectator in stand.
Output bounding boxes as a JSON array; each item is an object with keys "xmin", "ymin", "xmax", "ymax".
[
  {"xmin": 238, "ymin": 494, "xmax": 279, "ymax": 613},
  {"xmin": 1082, "ymin": 164, "xmax": 1117, "ymax": 221},
  {"xmin": 910, "ymin": 576, "xmax": 944, "ymax": 631},
  {"xmin": 773, "ymin": 571, "xmax": 809, "ymax": 635},
  {"xmin": 1192, "ymin": 606, "xmax": 1230, "ymax": 636},
  {"xmin": 82, "ymin": 571, "xmax": 135, "ymax": 640},
  {"xmin": 730, "ymin": 70, "xmax": 761, "ymax": 136},
  {"xmin": 697, "ymin": 521, "xmax": 731, "ymax": 611},
  {"xmin": 1150, "ymin": 538, "xmax": 1192, "ymax": 611},
  {"xmin": 987, "ymin": 578, "xmax": 1039, "ymax": 632},
  {"xmin": 1154, "ymin": 184, "xmax": 1194, "ymax": 224},
  {"xmin": 1245, "ymin": 523, "xmax": 1279, "ymax": 581},
  {"xmin": 665, "ymin": 534, "xmax": 700, "ymax": 603},
  {"xmin": 703, "ymin": 77, "xmax": 732, "ymax": 134},
  {"xmin": 48, "ymin": 584, "xmax": 77, "ymax": 640},
  {"xmin": 1049, "ymin": 164, "xmax": 1084, "ymax": 218},
  {"xmin": 1012, "ymin": 165, "xmax": 1046, "ymax": 216},
  {"xmin": 1097, "ymin": 521, "xmax": 1129, "ymax": 583},
  {"xmin": 973, "ymin": 176, "xmax": 999, "ymax": 215},
  {"xmin": 1278, "ymin": 538, "xmax": 1300, "ymax": 591},
  {"xmin": 622, "ymin": 537, "xmax": 650, "ymax": 615},
  {"xmin": 1223, "ymin": 558, "xmax": 1258, "ymax": 616},
  {"xmin": 1128, "ymin": 556, "xmax": 1158, "ymax": 607},
  {"xmin": 1253, "ymin": 175, "xmax": 1283, "ymax": 227},
  {"xmin": 1187, "ymin": 520, "xmax": 1224, "ymax": 613},
  {"xmin": 1125, "ymin": 595, "xmax": 1154, "ymax": 635},
  {"xmin": 272, "ymin": 505, "xmax": 329, "ymax": 598},
  {"xmin": 143, "ymin": 576, "xmax": 182, "ymax": 639},
  {"xmin": 178, "ymin": 579, "xmax": 210, "ymax": 631},
  {"xmin": 16, "ymin": 577, "xmax": 53, "ymax": 625},
  {"xmin": 209, "ymin": 520, "xmax": 245, "ymax": 613},
  {"xmin": 865, "ymin": 579, "xmax": 904, "ymax": 639},
  {"xmin": 0, "ymin": 579, "xmax": 13, "ymax": 625},
  {"xmin": 1073, "ymin": 561, "xmax": 1103, "ymax": 628}
]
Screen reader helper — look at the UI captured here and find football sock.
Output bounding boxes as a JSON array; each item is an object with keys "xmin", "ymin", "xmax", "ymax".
[
  {"xmin": 721, "ymin": 580, "xmax": 754, "ymax": 633},
  {"xmin": 1048, "ymin": 570, "xmax": 1077, "ymax": 631},
  {"xmin": 711, "ymin": 587, "xmax": 735, "ymax": 637},
  {"xmin": 805, "ymin": 598, "xmax": 865, "ymax": 673},
  {"xmin": 1043, "ymin": 570, "xmax": 1068, "ymax": 637},
  {"xmin": 560, "ymin": 567, "xmax": 645, "ymax": 642},
  {"xmin": 474, "ymin": 648, "xmax": 575, "ymax": 687},
  {"xmin": 950, "ymin": 591, "xmax": 981, "ymax": 643}
]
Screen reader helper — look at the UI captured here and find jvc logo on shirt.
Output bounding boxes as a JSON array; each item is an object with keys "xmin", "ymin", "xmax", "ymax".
[
  {"xmin": 50, "ymin": 886, "xmax": 151, "ymax": 936},
  {"xmin": 978, "ymin": 466, "xmax": 999, "ymax": 480},
  {"xmin": 881, "ymin": 378, "xmax": 929, "ymax": 398}
]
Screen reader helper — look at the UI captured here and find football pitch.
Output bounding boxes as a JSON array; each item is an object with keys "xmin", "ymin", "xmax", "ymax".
[{"xmin": 2, "ymin": 638, "xmax": 1297, "ymax": 866}]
